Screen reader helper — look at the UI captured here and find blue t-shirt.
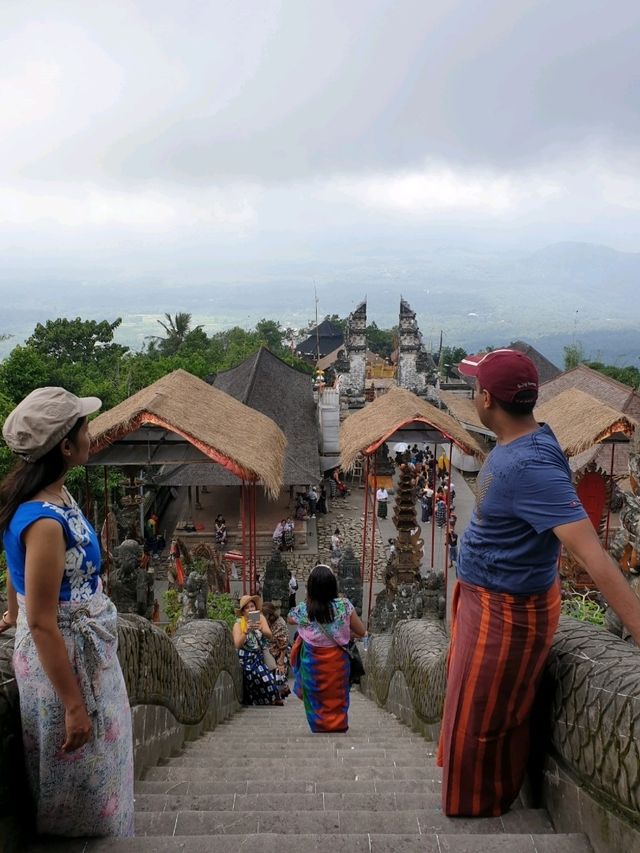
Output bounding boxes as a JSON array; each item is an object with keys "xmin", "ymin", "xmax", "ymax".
[
  {"xmin": 4, "ymin": 499, "xmax": 102, "ymax": 602},
  {"xmin": 458, "ymin": 424, "xmax": 587, "ymax": 595}
]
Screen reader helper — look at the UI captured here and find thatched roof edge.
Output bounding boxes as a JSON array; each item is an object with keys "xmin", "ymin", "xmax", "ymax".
[
  {"xmin": 89, "ymin": 369, "xmax": 287, "ymax": 497},
  {"xmin": 340, "ymin": 387, "xmax": 485, "ymax": 472}
]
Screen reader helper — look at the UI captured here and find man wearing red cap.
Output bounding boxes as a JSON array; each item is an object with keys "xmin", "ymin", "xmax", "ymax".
[{"xmin": 437, "ymin": 349, "xmax": 640, "ymax": 817}]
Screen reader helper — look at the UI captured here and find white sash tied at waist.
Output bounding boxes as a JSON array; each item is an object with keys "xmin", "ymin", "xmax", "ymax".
[{"xmin": 16, "ymin": 586, "xmax": 119, "ymax": 727}]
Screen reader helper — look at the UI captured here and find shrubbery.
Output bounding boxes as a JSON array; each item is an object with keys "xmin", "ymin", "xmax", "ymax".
[{"xmin": 560, "ymin": 583, "xmax": 605, "ymax": 625}]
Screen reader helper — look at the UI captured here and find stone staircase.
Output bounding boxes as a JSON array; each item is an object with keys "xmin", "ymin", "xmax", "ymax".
[{"xmin": 35, "ymin": 691, "xmax": 593, "ymax": 852}]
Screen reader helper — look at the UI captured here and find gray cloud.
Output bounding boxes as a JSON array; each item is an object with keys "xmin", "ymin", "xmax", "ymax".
[{"xmin": 4, "ymin": 0, "xmax": 639, "ymax": 185}]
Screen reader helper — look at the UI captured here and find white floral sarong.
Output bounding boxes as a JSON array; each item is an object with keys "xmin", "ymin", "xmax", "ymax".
[{"xmin": 13, "ymin": 588, "xmax": 134, "ymax": 837}]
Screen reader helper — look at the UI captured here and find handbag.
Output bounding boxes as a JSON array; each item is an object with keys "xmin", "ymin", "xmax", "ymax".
[
  {"xmin": 317, "ymin": 622, "xmax": 366, "ymax": 685},
  {"xmin": 262, "ymin": 647, "xmax": 278, "ymax": 670}
]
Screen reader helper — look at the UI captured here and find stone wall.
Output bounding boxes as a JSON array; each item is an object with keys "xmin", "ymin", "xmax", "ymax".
[
  {"xmin": 362, "ymin": 613, "xmax": 640, "ymax": 853},
  {"xmin": 0, "ymin": 615, "xmax": 242, "ymax": 851}
]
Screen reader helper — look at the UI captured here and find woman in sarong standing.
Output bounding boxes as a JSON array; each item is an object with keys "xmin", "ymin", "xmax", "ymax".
[
  {"xmin": 288, "ymin": 565, "xmax": 366, "ymax": 733},
  {"xmin": 0, "ymin": 388, "xmax": 134, "ymax": 839}
]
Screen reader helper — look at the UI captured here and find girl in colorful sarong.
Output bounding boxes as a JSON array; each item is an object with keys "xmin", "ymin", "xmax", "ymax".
[
  {"xmin": 233, "ymin": 595, "xmax": 283, "ymax": 706},
  {"xmin": 288, "ymin": 564, "xmax": 366, "ymax": 733},
  {"xmin": 0, "ymin": 387, "xmax": 134, "ymax": 839}
]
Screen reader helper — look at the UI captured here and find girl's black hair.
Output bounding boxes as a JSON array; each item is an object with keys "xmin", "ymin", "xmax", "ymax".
[
  {"xmin": 0, "ymin": 416, "xmax": 85, "ymax": 535},
  {"xmin": 306, "ymin": 564, "xmax": 338, "ymax": 624},
  {"xmin": 262, "ymin": 601, "xmax": 282, "ymax": 626}
]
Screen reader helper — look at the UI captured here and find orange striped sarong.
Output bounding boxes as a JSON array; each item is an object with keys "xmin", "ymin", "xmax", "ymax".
[{"xmin": 436, "ymin": 578, "xmax": 560, "ymax": 816}]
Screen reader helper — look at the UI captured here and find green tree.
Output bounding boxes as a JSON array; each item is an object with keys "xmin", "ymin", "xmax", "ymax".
[
  {"xmin": 0, "ymin": 345, "xmax": 52, "ymax": 402},
  {"xmin": 586, "ymin": 362, "xmax": 640, "ymax": 390},
  {"xmin": 439, "ymin": 346, "xmax": 467, "ymax": 377},
  {"xmin": 255, "ymin": 319, "xmax": 284, "ymax": 352},
  {"xmin": 365, "ymin": 323, "xmax": 396, "ymax": 359},
  {"xmin": 27, "ymin": 317, "xmax": 127, "ymax": 365},
  {"xmin": 155, "ymin": 312, "xmax": 202, "ymax": 356},
  {"xmin": 0, "ymin": 389, "xmax": 16, "ymax": 480}
]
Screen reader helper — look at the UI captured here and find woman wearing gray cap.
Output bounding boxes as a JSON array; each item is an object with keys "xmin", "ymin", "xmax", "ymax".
[{"xmin": 0, "ymin": 387, "xmax": 134, "ymax": 838}]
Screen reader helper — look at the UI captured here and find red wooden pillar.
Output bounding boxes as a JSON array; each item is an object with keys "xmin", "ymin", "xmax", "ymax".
[
  {"xmin": 360, "ymin": 456, "xmax": 371, "ymax": 580},
  {"xmin": 241, "ymin": 482, "xmax": 247, "ymax": 595},
  {"xmin": 366, "ymin": 454, "xmax": 378, "ymax": 624},
  {"xmin": 604, "ymin": 442, "xmax": 616, "ymax": 550},
  {"xmin": 251, "ymin": 482, "xmax": 258, "ymax": 594}
]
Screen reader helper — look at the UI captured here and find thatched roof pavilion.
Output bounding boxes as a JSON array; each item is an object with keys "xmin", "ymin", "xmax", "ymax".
[
  {"xmin": 535, "ymin": 388, "xmax": 637, "ymax": 459},
  {"xmin": 153, "ymin": 348, "xmax": 319, "ymax": 489},
  {"xmin": 537, "ymin": 365, "xmax": 640, "ymax": 477},
  {"xmin": 341, "ymin": 387, "xmax": 484, "ymax": 471},
  {"xmin": 88, "ymin": 368, "xmax": 286, "ymax": 497},
  {"xmin": 438, "ymin": 389, "xmax": 485, "ymax": 433}
]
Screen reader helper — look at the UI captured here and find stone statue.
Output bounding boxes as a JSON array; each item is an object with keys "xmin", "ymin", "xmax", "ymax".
[
  {"xmin": 192, "ymin": 543, "xmax": 227, "ymax": 594},
  {"xmin": 180, "ymin": 571, "xmax": 209, "ymax": 622},
  {"xmin": 605, "ymin": 433, "xmax": 640, "ymax": 644},
  {"xmin": 337, "ymin": 545, "xmax": 363, "ymax": 615},
  {"xmin": 111, "ymin": 539, "xmax": 154, "ymax": 619},
  {"xmin": 262, "ymin": 549, "xmax": 289, "ymax": 608},
  {"xmin": 369, "ymin": 464, "xmax": 446, "ymax": 633}
]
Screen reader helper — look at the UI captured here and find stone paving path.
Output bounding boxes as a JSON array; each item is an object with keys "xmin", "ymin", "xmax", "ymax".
[{"xmin": 35, "ymin": 690, "xmax": 593, "ymax": 852}]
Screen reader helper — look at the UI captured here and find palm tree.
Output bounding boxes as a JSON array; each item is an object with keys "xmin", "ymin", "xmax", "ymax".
[{"xmin": 155, "ymin": 312, "xmax": 195, "ymax": 355}]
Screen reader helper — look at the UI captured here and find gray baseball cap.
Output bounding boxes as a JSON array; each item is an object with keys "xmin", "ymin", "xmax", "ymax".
[{"xmin": 2, "ymin": 387, "xmax": 101, "ymax": 463}]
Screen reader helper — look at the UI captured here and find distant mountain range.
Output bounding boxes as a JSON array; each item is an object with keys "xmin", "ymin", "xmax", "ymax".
[{"xmin": 1, "ymin": 241, "xmax": 639, "ymax": 368}]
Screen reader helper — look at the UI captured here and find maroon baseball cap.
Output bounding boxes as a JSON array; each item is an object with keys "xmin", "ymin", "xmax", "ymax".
[{"xmin": 457, "ymin": 349, "xmax": 539, "ymax": 405}]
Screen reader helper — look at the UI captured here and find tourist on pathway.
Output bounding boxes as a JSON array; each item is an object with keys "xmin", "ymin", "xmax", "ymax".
[
  {"xmin": 272, "ymin": 518, "xmax": 286, "ymax": 550},
  {"xmin": 317, "ymin": 483, "xmax": 328, "ymax": 515},
  {"xmin": 437, "ymin": 349, "xmax": 640, "ymax": 818},
  {"xmin": 262, "ymin": 602, "xmax": 291, "ymax": 698},
  {"xmin": 214, "ymin": 514, "xmax": 227, "ymax": 548},
  {"xmin": 288, "ymin": 571, "xmax": 299, "ymax": 610},
  {"xmin": 376, "ymin": 485, "xmax": 389, "ymax": 519},
  {"xmin": 330, "ymin": 527, "xmax": 343, "ymax": 568},
  {"xmin": 331, "ymin": 468, "xmax": 349, "ymax": 497},
  {"xmin": 283, "ymin": 516, "xmax": 295, "ymax": 551},
  {"xmin": 0, "ymin": 388, "xmax": 134, "ymax": 838},
  {"xmin": 420, "ymin": 488, "xmax": 433, "ymax": 523},
  {"xmin": 447, "ymin": 526, "xmax": 458, "ymax": 567},
  {"xmin": 434, "ymin": 494, "xmax": 448, "ymax": 529},
  {"xmin": 288, "ymin": 564, "xmax": 366, "ymax": 732},
  {"xmin": 232, "ymin": 595, "xmax": 283, "ymax": 706},
  {"xmin": 306, "ymin": 485, "xmax": 319, "ymax": 517}
]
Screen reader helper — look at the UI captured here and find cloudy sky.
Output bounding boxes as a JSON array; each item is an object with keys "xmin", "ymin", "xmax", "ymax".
[{"xmin": 2, "ymin": 0, "xmax": 640, "ymax": 293}]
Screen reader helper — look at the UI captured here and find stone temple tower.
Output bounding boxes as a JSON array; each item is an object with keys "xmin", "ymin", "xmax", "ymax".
[
  {"xmin": 336, "ymin": 300, "xmax": 367, "ymax": 409},
  {"xmin": 395, "ymin": 298, "xmax": 436, "ymax": 397}
]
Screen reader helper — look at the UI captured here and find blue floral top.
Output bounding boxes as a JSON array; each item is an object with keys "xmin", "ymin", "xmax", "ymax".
[
  {"xmin": 4, "ymin": 498, "xmax": 101, "ymax": 602},
  {"xmin": 289, "ymin": 597, "xmax": 354, "ymax": 647}
]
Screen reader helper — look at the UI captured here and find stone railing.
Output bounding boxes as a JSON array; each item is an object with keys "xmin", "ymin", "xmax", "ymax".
[
  {"xmin": 0, "ymin": 617, "xmax": 242, "ymax": 852},
  {"xmin": 362, "ymin": 614, "xmax": 640, "ymax": 853},
  {"xmin": 361, "ymin": 618, "xmax": 448, "ymax": 740}
]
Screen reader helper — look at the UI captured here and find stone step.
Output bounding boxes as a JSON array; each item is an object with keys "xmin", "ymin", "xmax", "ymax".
[
  {"xmin": 199, "ymin": 734, "xmax": 427, "ymax": 743},
  {"xmin": 33, "ymin": 832, "xmax": 595, "ymax": 853},
  {"xmin": 143, "ymin": 765, "xmax": 442, "ymax": 783},
  {"xmin": 133, "ymin": 791, "xmax": 443, "ymax": 812},
  {"xmin": 130, "ymin": 807, "xmax": 555, "ymax": 837},
  {"xmin": 174, "ymin": 743, "xmax": 435, "ymax": 763},
  {"xmin": 161, "ymin": 755, "xmax": 439, "ymax": 769},
  {"xmin": 135, "ymin": 778, "xmax": 444, "ymax": 796}
]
